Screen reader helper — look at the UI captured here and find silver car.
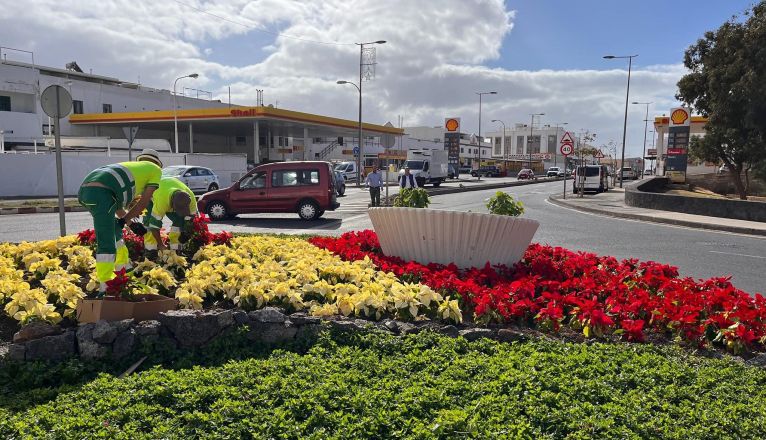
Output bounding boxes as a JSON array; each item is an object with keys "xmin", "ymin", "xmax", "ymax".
[{"xmin": 162, "ymin": 165, "xmax": 220, "ymax": 193}]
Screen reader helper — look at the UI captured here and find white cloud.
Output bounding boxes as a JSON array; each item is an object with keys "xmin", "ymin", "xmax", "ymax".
[{"xmin": 0, "ymin": 0, "xmax": 685, "ymax": 156}]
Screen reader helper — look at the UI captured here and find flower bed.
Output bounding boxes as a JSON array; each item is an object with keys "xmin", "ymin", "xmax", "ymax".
[{"xmin": 310, "ymin": 230, "xmax": 766, "ymax": 353}]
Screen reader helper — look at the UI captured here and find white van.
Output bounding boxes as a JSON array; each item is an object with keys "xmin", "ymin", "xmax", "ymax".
[
  {"xmin": 573, "ymin": 165, "xmax": 609, "ymax": 193},
  {"xmin": 333, "ymin": 161, "xmax": 359, "ymax": 181}
]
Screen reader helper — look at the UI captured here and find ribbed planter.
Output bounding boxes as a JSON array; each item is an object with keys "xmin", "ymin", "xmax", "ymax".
[{"xmin": 368, "ymin": 207, "xmax": 539, "ymax": 269}]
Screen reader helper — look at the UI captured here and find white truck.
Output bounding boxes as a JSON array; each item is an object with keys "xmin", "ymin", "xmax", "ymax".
[
  {"xmin": 333, "ymin": 161, "xmax": 360, "ymax": 182},
  {"xmin": 399, "ymin": 149, "xmax": 448, "ymax": 187}
]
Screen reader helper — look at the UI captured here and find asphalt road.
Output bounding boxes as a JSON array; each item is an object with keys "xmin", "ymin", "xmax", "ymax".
[{"xmin": 1, "ymin": 180, "xmax": 763, "ymax": 294}]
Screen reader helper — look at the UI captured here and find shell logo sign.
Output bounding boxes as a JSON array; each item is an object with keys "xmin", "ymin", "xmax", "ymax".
[
  {"xmin": 669, "ymin": 107, "xmax": 690, "ymax": 127},
  {"xmin": 444, "ymin": 118, "xmax": 460, "ymax": 132}
]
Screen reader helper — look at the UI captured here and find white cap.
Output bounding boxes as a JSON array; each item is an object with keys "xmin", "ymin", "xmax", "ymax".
[{"xmin": 136, "ymin": 148, "xmax": 163, "ymax": 167}]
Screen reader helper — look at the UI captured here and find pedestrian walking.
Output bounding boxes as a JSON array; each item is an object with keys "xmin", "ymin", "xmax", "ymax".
[
  {"xmin": 399, "ymin": 167, "xmax": 419, "ymax": 189},
  {"xmin": 77, "ymin": 149, "xmax": 162, "ymax": 293},
  {"xmin": 365, "ymin": 165, "xmax": 384, "ymax": 207}
]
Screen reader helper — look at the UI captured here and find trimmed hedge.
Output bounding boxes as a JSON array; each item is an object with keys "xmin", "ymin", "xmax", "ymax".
[{"xmin": 2, "ymin": 330, "xmax": 766, "ymax": 438}]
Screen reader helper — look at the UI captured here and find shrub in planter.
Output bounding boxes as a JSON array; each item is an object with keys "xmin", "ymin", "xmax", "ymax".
[
  {"xmin": 486, "ymin": 191, "xmax": 524, "ymax": 216},
  {"xmin": 393, "ymin": 188, "xmax": 430, "ymax": 208}
]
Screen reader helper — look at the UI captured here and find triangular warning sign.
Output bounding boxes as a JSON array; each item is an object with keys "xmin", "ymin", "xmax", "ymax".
[
  {"xmin": 595, "ymin": 150, "xmax": 605, "ymax": 158},
  {"xmin": 560, "ymin": 131, "xmax": 574, "ymax": 145}
]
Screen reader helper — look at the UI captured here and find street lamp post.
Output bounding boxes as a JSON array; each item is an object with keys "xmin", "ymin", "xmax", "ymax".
[
  {"xmin": 632, "ymin": 101, "xmax": 652, "ymax": 179},
  {"xmin": 475, "ymin": 91, "xmax": 497, "ymax": 181},
  {"xmin": 491, "ymin": 119, "xmax": 506, "ymax": 172},
  {"xmin": 343, "ymin": 40, "xmax": 386, "ymax": 186},
  {"xmin": 173, "ymin": 73, "xmax": 199, "ymax": 154},
  {"xmin": 604, "ymin": 54, "xmax": 637, "ymax": 188},
  {"xmin": 528, "ymin": 113, "xmax": 545, "ymax": 171}
]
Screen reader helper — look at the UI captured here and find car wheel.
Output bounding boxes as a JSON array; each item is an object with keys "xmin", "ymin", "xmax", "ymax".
[
  {"xmin": 298, "ymin": 200, "xmax": 320, "ymax": 221},
  {"xmin": 208, "ymin": 183, "xmax": 219, "ymax": 192},
  {"xmin": 433, "ymin": 181, "xmax": 441, "ymax": 187},
  {"xmin": 207, "ymin": 201, "xmax": 228, "ymax": 221}
]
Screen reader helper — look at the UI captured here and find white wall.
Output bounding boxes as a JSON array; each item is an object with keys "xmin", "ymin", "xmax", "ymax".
[{"xmin": 0, "ymin": 151, "xmax": 246, "ymax": 197}]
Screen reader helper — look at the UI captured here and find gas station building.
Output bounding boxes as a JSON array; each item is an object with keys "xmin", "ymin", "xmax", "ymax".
[{"xmin": 69, "ymin": 106, "xmax": 404, "ymax": 165}]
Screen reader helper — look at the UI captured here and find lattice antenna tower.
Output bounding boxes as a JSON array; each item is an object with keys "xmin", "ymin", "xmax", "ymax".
[{"xmin": 361, "ymin": 47, "xmax": 377, "ymax": 81}]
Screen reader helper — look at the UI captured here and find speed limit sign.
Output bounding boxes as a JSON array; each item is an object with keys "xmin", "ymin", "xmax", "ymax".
[{"xmin": 560, "ymin": 143, "xmax": 573, "ymax": 156}]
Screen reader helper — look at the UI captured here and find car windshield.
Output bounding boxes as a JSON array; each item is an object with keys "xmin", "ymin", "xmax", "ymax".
[
  {"xmin": 162, "ymin": 167, "xmax": 186, "ymax": 176},
  {"xmin": 577, "ymin": 166, "xmax": 600, "ymax": 177},
  {"xmin": 404, "ymin": 160, "xmax": 425, "ymax": 170},
  {"xmin": 334, "ymin": 163, "xmax": 350, "ymax": 171},
  {"xmin": 549, "ymin": 167, "xmax": 559, "ymax": 171}
]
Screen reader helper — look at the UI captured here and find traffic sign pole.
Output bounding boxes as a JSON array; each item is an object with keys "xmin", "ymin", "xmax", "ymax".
[
  {"xmin": 54, "ymin": 87, "xmax": 66, "ymax": 236},
  {"xmin": 559, "ymin": 133, "xmax": 574, "ymax": 200}
]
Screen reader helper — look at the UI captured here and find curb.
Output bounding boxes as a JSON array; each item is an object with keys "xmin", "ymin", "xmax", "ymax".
[
  {"xmin": 548, "ymin": 195, "xmax": 766, "ymax": 237},
  {"xmin": 427, "ymin": 177, "xmax": 563, "ymax": 197},
  {"xmin": 0, "ymin": 206, "xmax": 87, "ymax": 216}
]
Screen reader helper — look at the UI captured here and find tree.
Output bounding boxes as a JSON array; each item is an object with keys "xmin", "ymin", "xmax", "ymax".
[{"xmin": 676, "ymin": 2, "xmax": 766, "ymax": 199}]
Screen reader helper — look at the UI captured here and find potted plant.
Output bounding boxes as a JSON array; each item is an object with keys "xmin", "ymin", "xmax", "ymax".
[
  {"xmin": 75, "ymin": 268, "xmax": 178, "ymax": 323},
  {"xmin": 368, "ymin": 190, "xmax": 538, "ymax": 268}
]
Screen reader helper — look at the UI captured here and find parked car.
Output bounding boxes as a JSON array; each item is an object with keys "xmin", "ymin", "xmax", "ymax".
[
  {"xmin": 333, "ymin": 170, "xmax": 346, "ymax": 196},
  {"xmin": 617, "ymin": 167, "xmax": 637, "ymax": 181},
  {"xmin": 517, "ymin": 169, "xmax": 537, "ymax": 180},
  {"xmin": 198, "ymin": 161, "xmax": 340, "ymax": 221},
  {"xmin": 162, "ymin": 165, "xmax": 220, "ymax": 193},
  {"xmin": 546, "ymin": 166, "xmax": 563, "ymax": 177},
  {"xmin": 471, "ymin": 166, "xmax": 501, "ymax": 177},
  {"xmin": 573, "ymin": 165, "xmax": 609, "ymax": 193},
  {"xmin": 458, "ymin": 166, "xmax": 473, "ymax": 176}
]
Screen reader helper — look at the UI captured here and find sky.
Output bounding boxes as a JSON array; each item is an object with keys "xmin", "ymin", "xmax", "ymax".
[{"xmin": 0, "ymin": 0, "xmax": 757, "ymax": 156}]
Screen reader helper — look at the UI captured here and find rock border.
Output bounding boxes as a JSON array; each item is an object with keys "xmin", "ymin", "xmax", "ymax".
[{"xmin": 2, "ymin": 308, "xmax": 527, "ymax": 363}]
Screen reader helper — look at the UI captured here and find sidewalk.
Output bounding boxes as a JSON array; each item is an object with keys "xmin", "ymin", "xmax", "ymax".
[{"xmin": 549, "ymin": 188, "xmax": 766, "ymax": 237}]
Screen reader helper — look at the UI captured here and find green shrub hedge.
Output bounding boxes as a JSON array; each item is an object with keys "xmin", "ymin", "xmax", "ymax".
[{"xmin": 2, "ymin": 330, "xmax": 766, "ymax": 439}]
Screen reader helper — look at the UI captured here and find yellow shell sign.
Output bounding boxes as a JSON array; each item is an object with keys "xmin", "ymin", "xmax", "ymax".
[
  {"xmin": 445, "ymin": 118, "xmax": 460, "ymax": 132},
  {"xmin": 670, "ymin": 107, "xmax": 690, "ymax": 126}
]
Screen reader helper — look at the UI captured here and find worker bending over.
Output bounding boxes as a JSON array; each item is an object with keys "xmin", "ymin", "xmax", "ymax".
[
  {"xmin": 77, "ymin": 149, "xmax": 162, "ymax": 292},
  {"xmin": 142, "ymin": 176, "xmax": 197, "ymax": 254}
]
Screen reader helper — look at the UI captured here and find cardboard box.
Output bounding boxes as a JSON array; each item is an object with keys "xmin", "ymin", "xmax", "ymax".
[{"xmin": 76, "ymin": 294, "xmax": 178, "ymax": 324}]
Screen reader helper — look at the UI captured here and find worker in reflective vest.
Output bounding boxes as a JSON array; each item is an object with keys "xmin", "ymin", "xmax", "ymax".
[
  {"xmin": 77, "ymin": 149, "xmax": 162, "ymax": 292},
  {"xmin": 142, "ymin": 177, "xmax": 197, "ymax": 254}
]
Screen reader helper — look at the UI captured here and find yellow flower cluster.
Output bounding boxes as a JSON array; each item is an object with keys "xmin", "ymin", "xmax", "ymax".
[
  {"xmin": 0, "ymin": 234, "xmax": 464, "ymax": 326},
  {"xmin": 0, "ymin": 237, "xmax": 92, "ymax": 325},
  {"xmin": 176, "ymin": 236, "xmax": 462, "ymax": 323}
]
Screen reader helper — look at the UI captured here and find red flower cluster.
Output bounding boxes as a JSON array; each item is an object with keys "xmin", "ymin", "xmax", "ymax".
[
  {"xmin": 77, "ymin": 228, "xmax": 145, "ymax": 260},
  {"xmin": 187, "ymin": 214, "xmax": 232, "ymax": 253},
  {"xmin": 310, "ymin": 230, "xmax": 766, "ymax": 352},
  {"xmin": 104, "ymin": 268, "xmax": 131, "ymax": 299}
]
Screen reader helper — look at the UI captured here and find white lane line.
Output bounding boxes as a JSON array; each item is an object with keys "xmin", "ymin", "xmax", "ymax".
[
  {"xmin": 544, "ymin": 198, "xmax": 766, "ymax": 241},
  {"xmin": 709, "ymin": 250, "xmax": 766, "ymax": 260}
]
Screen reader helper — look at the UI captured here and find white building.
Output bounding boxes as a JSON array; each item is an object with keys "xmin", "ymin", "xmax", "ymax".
[
  {"xmin": 402, "ymin": 126, "xmax": 491, "ymax": 167},
  {"xmin": 0, "ymin": 58, "xmax": 229, "ymax": 149},
  {"xmin": 485, "ymin": 123, "xmax": 574, "ymax": 172}
]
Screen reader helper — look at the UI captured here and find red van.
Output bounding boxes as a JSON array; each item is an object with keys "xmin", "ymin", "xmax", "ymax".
[{"xmin": 198, "ymin": 161, "xmax": 340, "ymax": 221}]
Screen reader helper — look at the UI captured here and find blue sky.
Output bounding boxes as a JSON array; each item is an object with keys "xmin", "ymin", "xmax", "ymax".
[{"xmin": 491, "ymin": 0, "xmax": 755, "ymax": 70}]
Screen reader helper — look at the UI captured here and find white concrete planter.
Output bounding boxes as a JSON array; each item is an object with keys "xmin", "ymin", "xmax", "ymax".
[{"xmin": 368, "ymin": 207, "xmax": 539, "ymax": 269}]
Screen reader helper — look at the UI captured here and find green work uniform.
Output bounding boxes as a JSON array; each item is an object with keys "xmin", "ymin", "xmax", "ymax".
[
  {"xmin": 143, "ymin": 177, "xmax": 198, "ymax": 251},
  {"xmin": 78, "ymin": 161, "xmax": 162, "ymax": 290}
]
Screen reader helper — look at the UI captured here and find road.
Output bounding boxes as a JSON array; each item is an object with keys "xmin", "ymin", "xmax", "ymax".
[{"xmin": 1, "ymin": 180, "xmax": 763, "ymax": 294}]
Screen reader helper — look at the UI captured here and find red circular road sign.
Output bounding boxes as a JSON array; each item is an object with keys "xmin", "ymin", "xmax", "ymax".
[{"xmin": 560, "ymin": 143, "xmax": 573, "ymax": 156}]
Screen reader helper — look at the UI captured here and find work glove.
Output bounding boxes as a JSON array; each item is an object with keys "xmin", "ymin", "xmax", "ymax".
[
  {"xmin": 178, "ymin": 231, "xmax": 191, "ymax": 244},
  {"xmin": 129, "ymin": 222, "xmax": 148, "ymax": 236}
]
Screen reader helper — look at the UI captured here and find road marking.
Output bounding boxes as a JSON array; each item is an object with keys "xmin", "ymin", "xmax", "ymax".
[
  {"xmin": 709, "ymin": 250, "xmax": 766, "ymax": 260},
  {"xmin": 544, "ymin": 198, "xmax": 766, "ymax": 241}
]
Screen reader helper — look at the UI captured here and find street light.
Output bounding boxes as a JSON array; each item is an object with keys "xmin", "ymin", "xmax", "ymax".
[
  {"xmin": 345, "ymin": 40, "xmax": 386, "ymax": 186},
  {"xmin": 173, "ymin": 73, "xmax": 199, "ymax": 154},
  {"xmin": 475, "ymin": 91, "xmax": 497, "ymax": 181},
  {"xmin": 491, "ymin": 119, "xmax": 506, "ymax": 170},
  {"xmin": 604, "ymin": 54, "xmax": 638, "ymax": 187},
  {"xmin": 632, "ymin": 101, "xmax": 653, "ymax": 178},
  {"xmin": 528, "ymin": 113, "xmax": 545, "ymax": 170}
]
